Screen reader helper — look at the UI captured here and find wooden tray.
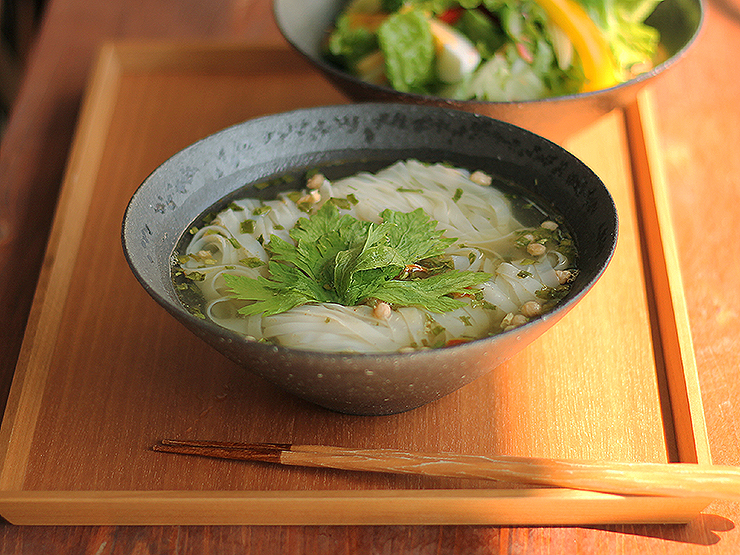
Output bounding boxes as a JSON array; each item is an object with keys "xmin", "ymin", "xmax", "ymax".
[{"xmin": 0, "ymin": 42, "xmax": 710, "ymax": 525}]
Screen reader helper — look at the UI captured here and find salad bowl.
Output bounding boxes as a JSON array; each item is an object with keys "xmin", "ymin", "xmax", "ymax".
[{"xmin": 273, "ymin": 0, "xmax": 703, "ymax": 142}]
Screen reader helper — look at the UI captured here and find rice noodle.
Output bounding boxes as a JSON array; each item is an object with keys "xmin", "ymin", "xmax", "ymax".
[{"xmin": 175, "ymin": 160, "xmax": 577, "ymax": 353}]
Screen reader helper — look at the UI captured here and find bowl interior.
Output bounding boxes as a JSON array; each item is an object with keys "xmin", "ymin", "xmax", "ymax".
[{"xmin": 125, "ymin": 104, "xmax": 616, "ymax": 310}]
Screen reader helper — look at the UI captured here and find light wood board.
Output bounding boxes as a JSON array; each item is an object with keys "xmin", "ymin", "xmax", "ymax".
[{"xmin": 0, "ymin": 42, "xmax": 711, "ymax": 525}]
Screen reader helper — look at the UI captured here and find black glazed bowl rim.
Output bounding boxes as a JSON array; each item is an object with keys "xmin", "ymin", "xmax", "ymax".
[
  {"xmin": 121, "ymin": 103, "xmax": 618, "ymax": 366},
  {"xmin": 272, "ymin": 0, "xmax": 705, "ymax": 108}
]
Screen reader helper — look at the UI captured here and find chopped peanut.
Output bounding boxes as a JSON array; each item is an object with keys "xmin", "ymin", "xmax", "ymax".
[
  {"xmin": 373, "ymin": 301, "xmax": 392, "ymax": 320},
  {"xmin": 307, "ymin": 173, "xmax": 325, "ymax": 189},
  {"xmin": 470, "ymin": 170, "xmax": 492, "ymax": 186},
  {"xmin": 541, "ymin": 220, "xmax": 558, "ymax": 230},
  {"xmin": 298, "ymin": 190, "xmax": 321, "ymax": 205},
  {"xmin": 511, "ymin": 314, "xmax": 528, "ymax": 327},
  {"xmin": 526, "ymin": 242, "xmax": 547, "ymax": 256},
  {"xmin": 520, "ymin": 300, "xmax": 542, "ymax": 318},
  {"xmin": 502, "ymin": 312, "xmax": 528, "ymax": 330},
  {"xmin": 556, "ymin": 270, "xmax": 573, "ymax": 284}
]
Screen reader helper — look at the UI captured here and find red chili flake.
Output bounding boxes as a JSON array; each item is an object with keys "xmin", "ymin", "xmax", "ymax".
[
  {"xmin": 438, "ymin": 7, "xmax": 464, "ymax": 25},
  {"xmin": 446, "ymin": 338, "xmax": 470, "ymax": 347}
]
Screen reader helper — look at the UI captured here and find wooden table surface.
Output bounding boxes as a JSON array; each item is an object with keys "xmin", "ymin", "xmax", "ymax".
[{"xmin": 1, "ymin": 0, "xmax": 738, "ymax": 552}]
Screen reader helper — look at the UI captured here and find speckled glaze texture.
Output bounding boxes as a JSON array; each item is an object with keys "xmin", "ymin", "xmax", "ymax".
[
  {"xmin": 122, "ymin": 103, "xmax": 618, "ymax": 415},
  {"xmin": 273, "ymin": 0, "xmax": 704, "ymax": 142}
]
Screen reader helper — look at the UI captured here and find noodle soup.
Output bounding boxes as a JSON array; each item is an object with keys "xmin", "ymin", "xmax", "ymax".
[{"xmin": 173, "ymin": 160, "xmax": 577, "ymax": 354}]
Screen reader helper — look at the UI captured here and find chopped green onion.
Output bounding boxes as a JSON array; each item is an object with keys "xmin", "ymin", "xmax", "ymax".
[
  {"xmin": 239, "ymin": 257, "xmax": 265, "ymax": 268},
  {"xmin": 240, "ymin": 220, "xmax": 255, "ymax": 234},
  {"xmin": 253, "ymin": 205, "xmax": 272, "ymax": 216}
]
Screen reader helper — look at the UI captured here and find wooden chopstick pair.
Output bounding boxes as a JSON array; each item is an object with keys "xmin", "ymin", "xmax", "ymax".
[{"xmin": 153, "ymin": 438, "xmax": 740, "ymax": 500}]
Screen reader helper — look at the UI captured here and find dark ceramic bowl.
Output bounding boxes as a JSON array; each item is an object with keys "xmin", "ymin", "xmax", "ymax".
[
  {"xmin": 273, "ymin": 0, "xmax": 704, "ymax": 142},
  {"xmin": 122, "ymin": 103, "xmax": 617, "ymax": 415}
]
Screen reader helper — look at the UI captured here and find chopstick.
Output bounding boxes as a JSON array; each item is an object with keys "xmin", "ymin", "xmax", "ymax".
[{"xmin": 152, "ymin": 438, "xmax": 740, "ymax": 500}]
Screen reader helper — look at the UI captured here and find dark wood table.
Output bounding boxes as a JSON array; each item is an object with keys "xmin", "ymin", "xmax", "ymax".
[{"xmin": 1, "ymin": 0, "xmax": 739, "ymax": 552}]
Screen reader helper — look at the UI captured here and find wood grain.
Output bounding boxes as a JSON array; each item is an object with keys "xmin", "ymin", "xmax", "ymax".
[
  {"xmin": 0, "ymin": 41, "xmax": 709, "ymax": 526},
  {"xmin": 0, "ymin": 0, "xmax": 738, "ymax": 551},
  {"xmin": 152, "ymin": 440, "xmax": 740, "ymax": 500}
]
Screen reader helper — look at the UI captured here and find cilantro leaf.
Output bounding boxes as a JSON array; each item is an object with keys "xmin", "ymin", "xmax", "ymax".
[
  {"xmin": 223, "ymin": 267, "xmax": 317, "ymax": 317},
  {"xmin": 373, "ymin": 270, "xmax": 492, "ymax": 313},
  {"xmin": 284, "ymin": 203, "xmax": 370, "ymax": 284},
  {"xmin": 333, "ymin": 225, "xmax": 389, "ymax": 304},
  {"xmin": 224, "ymin": 202, "xmax": 491, "ymax": 316},
  {"xmin": 380, "ymin": 208, "xmax": 456, "ymax": 261}
]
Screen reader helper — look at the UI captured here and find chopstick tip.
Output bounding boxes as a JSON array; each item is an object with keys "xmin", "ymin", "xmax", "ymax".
[{"xmin": 151, "ymin": 438, "xmax": 288, "ymax": 463}]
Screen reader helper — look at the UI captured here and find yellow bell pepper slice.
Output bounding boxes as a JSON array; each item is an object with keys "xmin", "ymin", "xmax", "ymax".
[{"xmin": 535, "ymin": 0, "xmax": 620, "ymax": 91}]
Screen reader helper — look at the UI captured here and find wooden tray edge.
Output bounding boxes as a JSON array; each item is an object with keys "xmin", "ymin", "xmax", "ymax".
[
  {"xmin": 0, "ymin": 489, "xmax": 711, "ymax": 526},
  {"xmin": 624, "ymin": 88, "xmax": 711, "ymax": 466},
  {"xmin": 0, "ymin": 41, "xmax": 712, "ymax": 525},
  {"xmin": 0, "ymin": 42, "xmax": 125, "ymax": 491}
]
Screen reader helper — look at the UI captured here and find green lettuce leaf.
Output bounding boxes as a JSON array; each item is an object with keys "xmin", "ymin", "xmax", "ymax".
[
  {"xmin": 576, "ymin": 0, "xmax": 662, "ymax": 72},
  {"xmin": 326, "ymin": 14, "xmax": 379, "ymax": 68},
  {"xmin": 377, "ymin": 10, "xmax": 436, "ymax": 93}
]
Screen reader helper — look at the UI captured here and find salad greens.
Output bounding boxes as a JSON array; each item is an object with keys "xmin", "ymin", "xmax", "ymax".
[
  {"xmin": 224, "ymin": 203, "xmax": 491, "ymax": 316},
  {"xmin": 323, "ymin": 0, "xmax": 664, "ymax": 100},
  {"xmin": 578, "ymin": 0, "xmax": 662, "ymax": 70}
]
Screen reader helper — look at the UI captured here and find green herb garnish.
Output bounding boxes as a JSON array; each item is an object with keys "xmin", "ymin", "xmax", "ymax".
[
  {"xmin": 424, "ymin": 314, "xmax": 446, "ymax": 337},
  {"xmin": 239, "ymin": 257, "xmax": 265, "ymax": 268},
  {"xmin": 253, "ymin": 205, "xmax": 272, "ymax": 216},
  {"xmin": 536, "ymin": 285, "xmax": 571, "ymax": 301},
  {"xmin": 328, "ymin": 197, "xmax": 354, "ymax": 210},
  {"xmin": 185, "ymin": 271, "xmax": 205, "ymax": 282},
  {"xmin": 223, "ymin": 203, "xmax": 491, "ymax": 316},
  {"xmin": 240, "ymin": 220, "xmax": 255, "ymax": 234}
]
